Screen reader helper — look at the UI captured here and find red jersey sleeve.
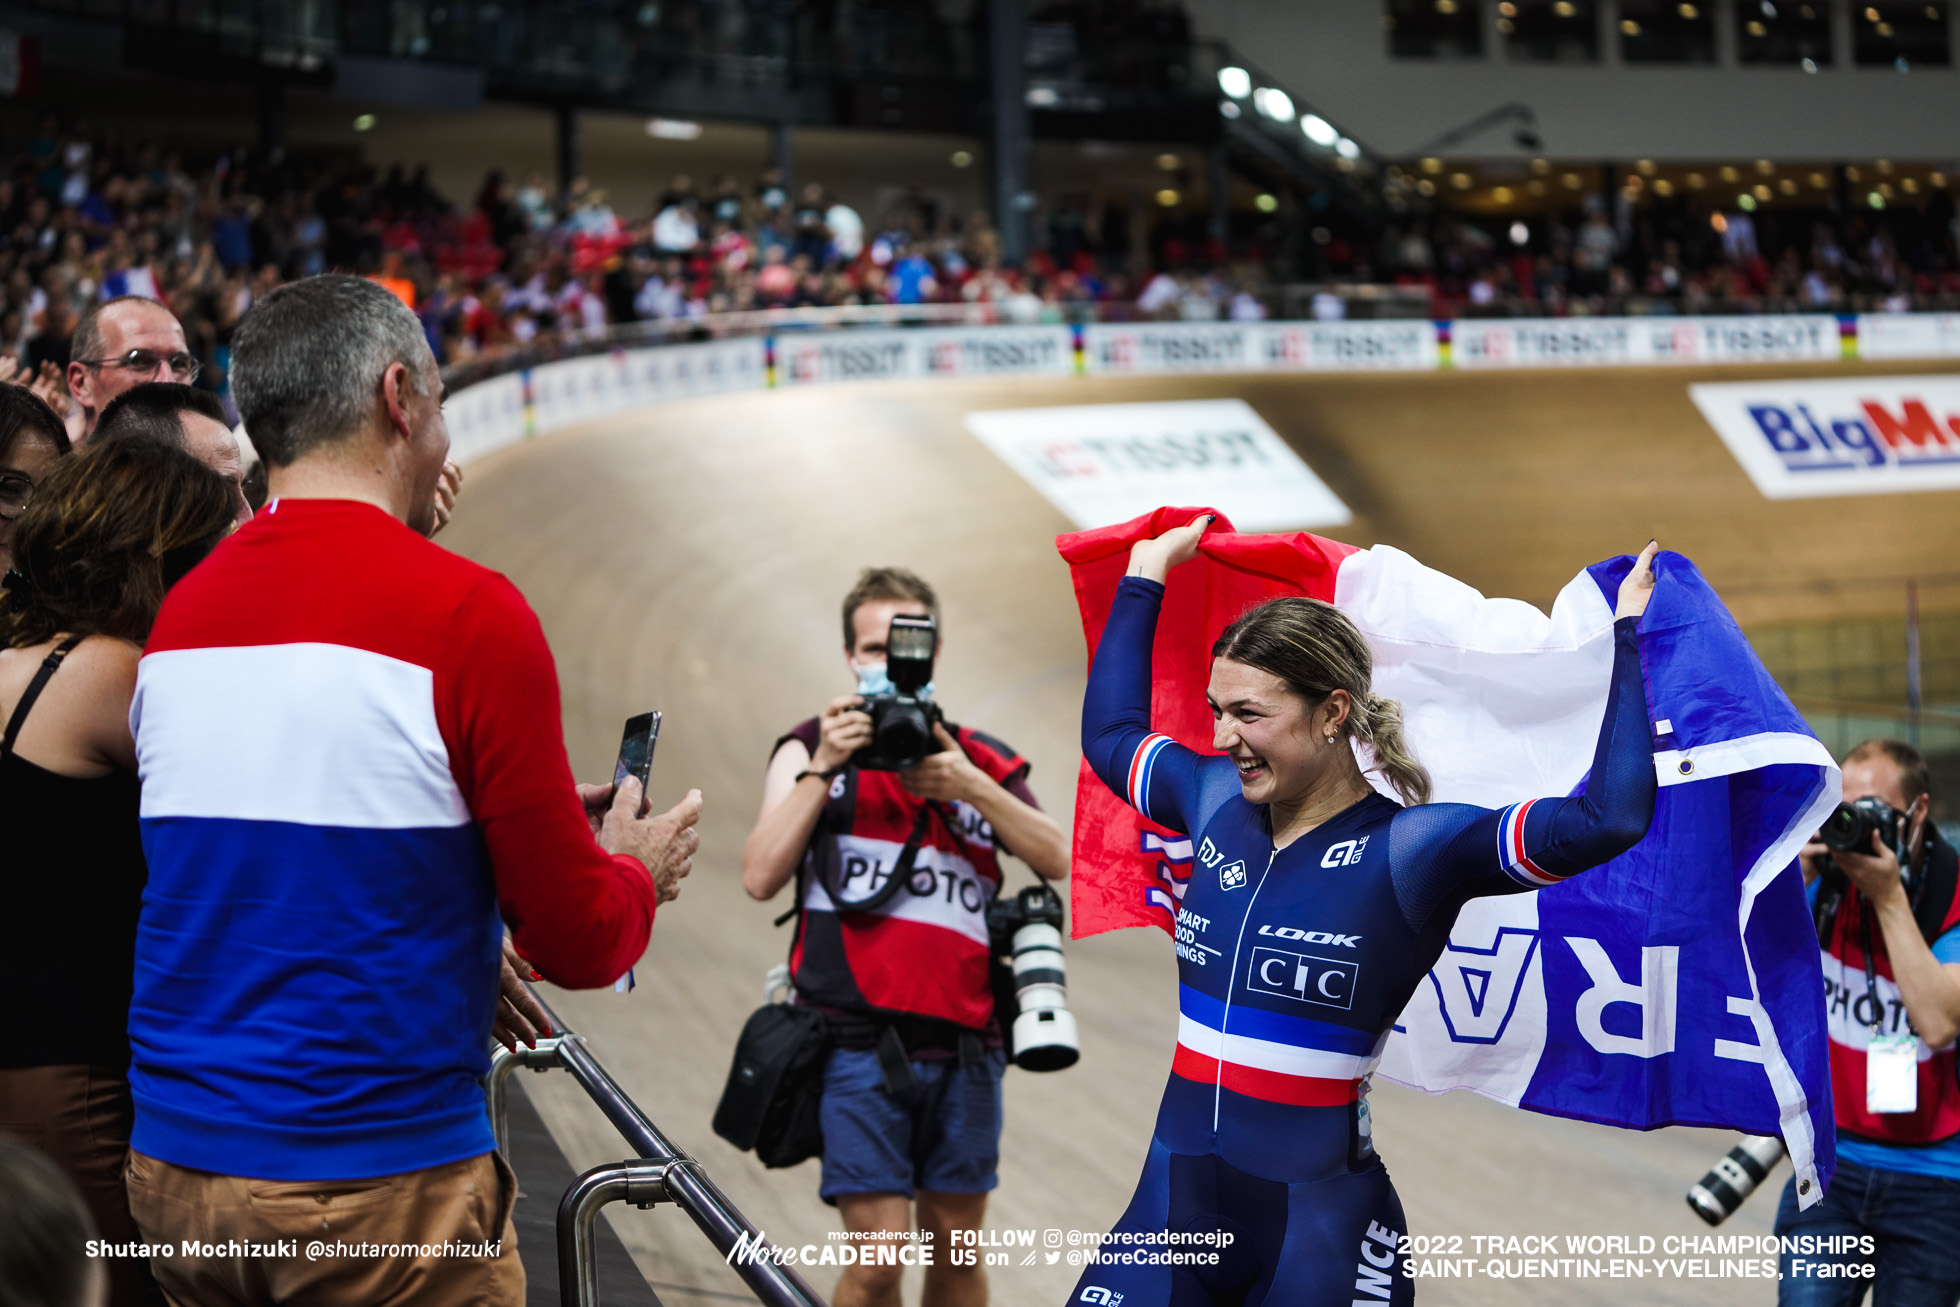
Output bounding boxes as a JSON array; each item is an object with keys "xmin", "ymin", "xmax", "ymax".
[{"xmin": 437, "ymin": 573, "xmax": 656, "ymax": 988}]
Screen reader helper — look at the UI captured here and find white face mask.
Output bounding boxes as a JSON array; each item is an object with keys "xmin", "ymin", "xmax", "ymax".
[
  {"xmin": 855, "ymin": 661, "xmax": 894, "ymax": 697},
  {"xmin": 854, "ymin": 661, "xmax": 935, "ymax": 701}
]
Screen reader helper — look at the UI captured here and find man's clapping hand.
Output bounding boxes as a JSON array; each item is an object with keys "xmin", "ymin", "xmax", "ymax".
[{"xmin": 427, "ymin": 460, "xmax": 463, "ymax": 536}]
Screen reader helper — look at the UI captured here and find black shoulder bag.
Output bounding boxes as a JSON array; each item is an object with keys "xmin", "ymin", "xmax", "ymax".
[
  {"xmin": 711, "ymin": 776, "xmax": 939, "ymax": 1168},
  {"xmin": 712, "ymin": 981, "xmax": 831, "ymax": 1168}
]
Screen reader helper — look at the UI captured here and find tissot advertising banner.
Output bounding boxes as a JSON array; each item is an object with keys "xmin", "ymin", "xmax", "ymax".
[
  {"xmin": 1257, "ymin": 320, "xmax": 1440, "ymax": 371},
  {"xmin": 1689, "ymin": 374, "xmax": 1960, "ymax": 498},
  {"xmin": 1453, "ymin": 315, "xmax": 1839, "ymax": 368},
  {"xmin": 1083, "ymin": 321, "xmax": 1439, "ymax": 374},
  {"xmin": 772, "ymin": 326, "xmax": 1073, "ymax": 384},
  {"xmin": 963, "ymin": 399, "xmax": 1351, "ymax": 531},
  {"xmin": 1857, "ymin": 313, "xmax": 1960, "ymax": 360},
  {"xmin": 442, "ymin": 338, "xmax": 766, "ymax": 462}
]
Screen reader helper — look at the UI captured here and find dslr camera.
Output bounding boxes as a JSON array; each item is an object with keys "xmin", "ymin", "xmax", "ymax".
[
  {"xmin": 1818, "ymin": 795, "xmax": 1907, "ymax": 865},
  {"xmin": 854, "ymin": 614, "xmax": 944, "ymax": 771}
]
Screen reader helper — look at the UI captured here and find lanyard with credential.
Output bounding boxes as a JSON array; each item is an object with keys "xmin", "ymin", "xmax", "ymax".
[{"xmin": 1860, "ymin": 891, "xmax": 1919, "ymax": 1114}]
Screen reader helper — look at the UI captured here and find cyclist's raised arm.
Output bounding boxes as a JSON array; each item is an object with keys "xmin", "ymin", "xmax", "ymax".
[
  {"xmin": 1082, "ymin": 515, "xmax": 1225, "ymax": 834},
  {"xmin": 1387, "ymin": 544, "xmax": 1661, "ymax": 924}
]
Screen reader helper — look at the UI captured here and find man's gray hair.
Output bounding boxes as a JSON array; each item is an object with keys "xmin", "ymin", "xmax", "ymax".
[{"xmin": 230, "ymin": 275, "xmax": 432, "ymax": 467}]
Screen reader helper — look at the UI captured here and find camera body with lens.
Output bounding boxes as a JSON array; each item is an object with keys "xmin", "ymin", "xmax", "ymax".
[
  {"xmin": 1819, "ymin": 795, "xmax": 1907, "ymax": 865},
  {"xmin": 854, "ymin": 614, "xmax": 946, "ymax": 771},
  {"xmin": 987, "ymin": 882, "xmax": 1080, "ymax": 1072}
]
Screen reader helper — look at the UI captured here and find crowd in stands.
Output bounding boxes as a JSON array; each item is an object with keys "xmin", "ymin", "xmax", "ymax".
[
  {"xmin": 0, "ymin": 121, "xmax": 1229, "ymax": 394},
  {"xmin": 3, "ymin": 120, "xmax": 1960, "ymax": 408},
  {"xmin": 1341, "ymin": 189, "xmax": 1960, "ymax": 320}
]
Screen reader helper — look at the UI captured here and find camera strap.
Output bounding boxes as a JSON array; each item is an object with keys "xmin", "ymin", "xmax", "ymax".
[{"xmin": 1858, "ymin": 910, "xmax": 1885, "ymax": 1038}]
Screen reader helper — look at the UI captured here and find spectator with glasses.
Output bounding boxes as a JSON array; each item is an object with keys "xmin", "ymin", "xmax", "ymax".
[
  {"xmin": 0, "ymin": 385, "xmax": 71, "ymax": 575},
  {"xmin": 64, "ymin": 298, "xmax": 199, "ymax": 443}
]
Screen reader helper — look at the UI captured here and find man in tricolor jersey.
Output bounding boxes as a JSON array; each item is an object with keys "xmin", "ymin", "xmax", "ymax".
[
  {"xmin": 122, "ymin": 275, "xmax": 701, "ymax": 1306},
  {"xmin": 1779, "ymin": 739, "xmax": 1960, "ymax": 1305}
]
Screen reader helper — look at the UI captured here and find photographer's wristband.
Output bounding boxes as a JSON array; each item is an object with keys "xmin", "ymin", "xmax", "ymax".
[{"xmin": 796, "ymin": 766, "xmax": 842, "ymax": 784}]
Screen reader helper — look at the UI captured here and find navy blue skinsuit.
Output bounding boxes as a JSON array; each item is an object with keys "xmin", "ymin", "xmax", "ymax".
[{"xmin": 1070, "ymin": 577, "xmax": 1656, "ymax": 1307}]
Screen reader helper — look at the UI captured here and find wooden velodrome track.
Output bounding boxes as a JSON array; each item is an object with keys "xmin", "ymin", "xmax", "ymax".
[{"xmin": 440, "ymin": 360, "xmax": 1960, "ymax": 1307}]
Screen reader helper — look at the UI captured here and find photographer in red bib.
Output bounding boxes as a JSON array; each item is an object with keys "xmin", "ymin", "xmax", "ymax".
[
  {"xmin": 742, "ymin": 568, "xmax": 1070, "ymax": 1307},
  {"xmin": 1777, "ymin": 738, "xmax": 1960, "ymax": 1307}
]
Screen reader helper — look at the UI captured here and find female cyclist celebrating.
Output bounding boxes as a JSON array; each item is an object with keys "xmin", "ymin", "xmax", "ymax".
[{"xmin": 1072, "ymin": 516, "xmax": 1660, "ymax": 1307}]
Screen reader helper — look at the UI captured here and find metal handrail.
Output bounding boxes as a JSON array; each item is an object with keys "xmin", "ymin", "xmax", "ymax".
[
  {"xmin": 558, "ymin": 1161, "xmax": 672, "ymax": 1306},
  {"xmin": 487, "ymin": 987, "xmax": 825, "ymax": 1307}
]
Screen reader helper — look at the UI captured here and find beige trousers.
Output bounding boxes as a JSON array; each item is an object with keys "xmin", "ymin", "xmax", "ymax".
[{"xmin": 125, "ymin": 1148, "xmax": 524, "ymax": 1307}]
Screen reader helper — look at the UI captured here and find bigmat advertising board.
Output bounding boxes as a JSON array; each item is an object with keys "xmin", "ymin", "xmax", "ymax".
[
  {"xmin": 1690, "ymin": 375, "xmax": 1960, "ymax": 498},
  {"xmin": 962, "ymin": 398, "xmax": 1351, "ymax": 531},
  {"xmin": 1452, "ymin": 314, "xmax": 1839, "ymax": 368}
]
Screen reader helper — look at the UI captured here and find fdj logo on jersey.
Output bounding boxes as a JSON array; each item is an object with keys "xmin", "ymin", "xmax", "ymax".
[
  {"xmin": 1196, "ymin": 837, "xmax": 1249, "ymax": 891},
  {"xmin": 1247, "ymin": 946, "xmax": 1359, "ymax": 1010}
]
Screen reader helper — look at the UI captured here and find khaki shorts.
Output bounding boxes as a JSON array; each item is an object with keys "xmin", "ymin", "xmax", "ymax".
[{"xmin": 126, "ymin": 1149, "xmax": 523, "ymax": 1307}]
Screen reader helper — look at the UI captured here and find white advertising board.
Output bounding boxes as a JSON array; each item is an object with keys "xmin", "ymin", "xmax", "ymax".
[
  {"xmin": 1453, "ymin": 315, "xmax": 1839, "ymax": 368},
  {"xmin": 1858, "ymin": 313, "xmax": 1960, "ymax": 360},
  {"xmin": 1081, "ymin": 322, "xmax": 1256, "ymax": 374},
  {"xmin": 442, "ymin": 338, "xmax": 766, "ymax": 466},
  {"xmin": 962, "ymin": 398, "xmax": 1351, "ymax": 531},
  {"xmin": 774, "ymin": 326, "xmax": 1073, "ymax": 385},
  {"xmin": 1689, "ymin": 374, "xmax": 1960, "ymax": 498},
  {"xmin": 1258, "ymin": 320, "xmax": 1440, "ymax": 372},
  {"xmin": 443, "ymin": 372, "xmax": 526, "ymax": 464}
]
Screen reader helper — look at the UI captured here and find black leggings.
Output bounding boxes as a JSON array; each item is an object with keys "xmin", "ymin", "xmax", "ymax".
[{"xmin": 1069, "ymin": 1143, "xmax": 1411, "ymax": 1307}]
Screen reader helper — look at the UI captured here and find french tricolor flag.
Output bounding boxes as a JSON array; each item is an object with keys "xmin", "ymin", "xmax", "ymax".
[{"xmin": 1061, "ymin": 507, "xmax": 1840, "ymax": 1208}]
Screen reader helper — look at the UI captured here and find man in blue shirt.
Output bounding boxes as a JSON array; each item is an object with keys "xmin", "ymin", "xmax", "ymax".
[{"xmin": 1778, "ymin": 738, "xmax": 1960, "ymax": 1307}]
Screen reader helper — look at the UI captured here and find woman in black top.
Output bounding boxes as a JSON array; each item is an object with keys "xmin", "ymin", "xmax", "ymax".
[{"xmin": 0, "ymin": 438, "xmax": 232, "ymax": 1307}]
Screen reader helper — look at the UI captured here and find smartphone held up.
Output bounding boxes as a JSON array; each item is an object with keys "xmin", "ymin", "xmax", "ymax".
[{"xmin": 613, "ymin": 711, "xmax": 662, "ymax": 818}]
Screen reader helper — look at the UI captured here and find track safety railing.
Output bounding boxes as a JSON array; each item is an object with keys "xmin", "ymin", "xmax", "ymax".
[{"xmin": 486, "ymin": 985, "xmax": 826, "ymax": 1307}]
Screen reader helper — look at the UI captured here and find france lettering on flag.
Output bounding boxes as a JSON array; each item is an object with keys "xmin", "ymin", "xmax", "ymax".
[{"xmin": 1059, "ymin": 508, "xmax": 1839, "ymax": 1208}]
